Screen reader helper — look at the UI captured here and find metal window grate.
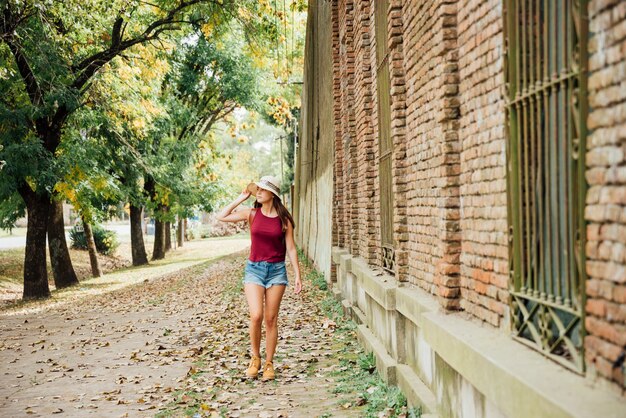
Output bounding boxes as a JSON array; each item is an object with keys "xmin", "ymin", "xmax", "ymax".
[
  {"xmin": 375, "ymin": 0, "xmax": 395, "ymax": 274},
  {"xmin": 504, "ymin": 0, "xmax": 588, "ymax": 373}
]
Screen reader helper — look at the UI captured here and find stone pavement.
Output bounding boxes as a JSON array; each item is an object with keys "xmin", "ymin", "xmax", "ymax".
[{"xmin": 0, "ymin": 243, "xmax": 401, "ymax": 417}]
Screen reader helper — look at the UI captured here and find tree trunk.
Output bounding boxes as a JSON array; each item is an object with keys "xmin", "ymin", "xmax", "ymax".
[
  {"xmin": 177, "ymin": 217, "xmax": 184, "ymax": 248},
  {"xmin": 184, "ymin": 218, "xmax": 190, "ymax": 241},
  {"xmin": 152, "ymin": 204, "xmax": 166, "ymax": 260},
  {"xmin": 130, "ymin": 205, "xmax": 149, "ymax": 266},
  {"xmin": 165, "ymin": 221, "xmax": 172, "ymax": 251},
  {"xmin": 81, "ymin": 216, "xmax": 102, "ymax": 278},
  {"xmin": 20, "ymin": 189, "xmax": 51, "ymax": 299},
  {"xmin": 152, "ymin": 219, "xmax": 166, "ymax": 260},
  {"xmin": 48, "ymin": 199, "xmax": 79, "ymax": 289},
  {"xmin": 144, "ymin": 177, "xmax": 165, "ymax": 260}
]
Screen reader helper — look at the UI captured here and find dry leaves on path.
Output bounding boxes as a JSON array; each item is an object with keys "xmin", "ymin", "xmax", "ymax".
[
  {"xmin": 1, "ymin": 239, "xmax": 414, "ymax": 418},
  {"xmin": 156, "ymin": 254, "xmax": 370, "ymax": 418}
]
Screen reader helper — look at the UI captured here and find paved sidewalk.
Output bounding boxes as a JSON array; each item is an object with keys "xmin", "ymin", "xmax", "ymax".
[{"xmin": 1, "ymin": 243, "xmax": 402, "ymax": 417}]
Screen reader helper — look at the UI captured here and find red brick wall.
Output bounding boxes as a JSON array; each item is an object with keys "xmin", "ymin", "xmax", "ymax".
[
  {"xmin": 389, "ymin": 0, "xmax": 410, "ymax": 283},
  {"xmin": 326, "ymin": 0, "xmax": 626, "ymax": 393},
  {"xmin": 585, "ymin": 0, "xmax": 626, "ymax": 395},
  {"xmin": 332, "ymin": 1, "xmax": 344, "ymax": 250},
  {"xmin": 337, "ymin": 0, "xmax": 358, "ymax": 257},
  {"xmin": 456, "ymin": 0, "xmax": 509, "ymax": 327},
  {"xmin": 402, "ymin": 0, "xmax": 438, "ymax": 294},
  {"xmin": 401, "ymin": 0, "xmax": 463, "ymax": 309},
  {"xmin": 353, "ymin": 0, "xmax": 378, "ymax": 265}
]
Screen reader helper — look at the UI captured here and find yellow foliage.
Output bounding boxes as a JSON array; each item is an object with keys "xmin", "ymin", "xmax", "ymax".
[
  {"xmin": 266, "ymin": 96, "xmax": 293, "ymax": 126},
  {"xmin": 132, "ymin": 118, "xmax": 146, "ymax": 130},
  {"xmin": 70, "ymin": 165, "xmax": 87, "ymax": 182},
  {"xmin": 140, "ymin": 99, "xmax": 162, "ymax": 117},
  {"xmin": 92, "ymin": 177, "xmax": 109, "ymax": 190},
  {"xmin": 118, "ymin": 65, "xmax": 133, "ymax": 82},
  {"xmin": 54, "ymin": 182, "xmax": 76, "ymax": 203},
  {"xmin": 201, "ymin": 23, "xmax": 214, "ymax": 38},
  {"xmin": 238, "ymin": 6, "xmax": 252, "ymax": 21},
  {"xmin": 258, "ymin": 0, "xmax": 272, "ymax": 13},
  {"xmin": 155, "ymin": 189, "xmax": 171, "ymax": 206}
]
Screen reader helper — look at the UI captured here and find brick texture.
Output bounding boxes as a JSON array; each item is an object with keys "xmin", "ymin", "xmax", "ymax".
[
  {"xmin": 585, "ymin": 0, "xmax": 626, "ymax": 395},
  {"xmin": 353, "ymin": 0, "xmax": 378, "ymax": 265},
  {"xmin": 337, "ymin": 0, "xmax": 358, "ymax": 256},
  {"xmin": 456, "ymin": 0, "xmax": 508, "ymax": 327},
  {"xmin": 402, "ymin": 0, "xmax": 464, "ymax": 309},
  {"xmin": 389, "ymin": 0, "xmax": 410, "ymax": 283},
  {"xmin": 332, "ymin": 1, "xmax": 344, "ymax": 250},
  {"xmin": 331, "ymin": 0, "xmax": 506, "ymax": 319},
  {"xmin": 322, "ymin": 0, "xmax": 626, "ymax": 394}
]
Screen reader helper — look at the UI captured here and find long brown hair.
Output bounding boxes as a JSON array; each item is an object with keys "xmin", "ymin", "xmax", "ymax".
[{"xmin": 254, "ymin": 195, "xmax": 295, "ymax": 233}]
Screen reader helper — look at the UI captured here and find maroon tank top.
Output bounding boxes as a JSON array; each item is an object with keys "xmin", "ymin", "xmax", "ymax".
[{"xmin": 249, "ymin": 209, "xmax": 286, "ymax": 263}]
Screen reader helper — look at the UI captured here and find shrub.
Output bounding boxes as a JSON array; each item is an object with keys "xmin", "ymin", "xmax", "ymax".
[
  {"xmin": 308, "ymin": 270, "xmax": 328, "ymax": 291},
  {"xmin": 70, "ymin": 224, "xmax": 119, "ymax": 255}
]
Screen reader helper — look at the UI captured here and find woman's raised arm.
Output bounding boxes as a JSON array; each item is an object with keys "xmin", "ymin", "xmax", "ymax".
[{"xmin": 216, "ymin": 188, "xmax": 252, "ymax": 223}]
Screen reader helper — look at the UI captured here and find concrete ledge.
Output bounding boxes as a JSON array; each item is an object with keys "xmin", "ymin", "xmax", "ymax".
[
  {"xmin": 351, "ymin": 304, "xmax": 367, "ymax": 325},
  {"xmin": 340, "ymin": 299, "xmax": 351, "ymax": 317},
  {"xmin": 331, "ymin": 247, "xmax": 348, "ymax": 264},
  {"xmin": 396, "ymin": 285, "xmax": 439, "ymax": 328},
  {"xmin": 421, "ymin": 309, "xmax": 626, "ymax": 418},
  {"xmin": 331, "ymin": 247, "xmax": 352, "ymax": 272},
  {"xmin": 396, "ymin": 364, "xmax": 438, "ymax": 416},
  {"xmin": 331, "ymin": 248, "xmax": 626, "ymax": 418},
  {"xmin": 352, "ymin": 257, "xmax": 396, "ymax": 310},
  {"xmin": 357, "ymin": 324, "xmax": 397, "ymax": 385}
]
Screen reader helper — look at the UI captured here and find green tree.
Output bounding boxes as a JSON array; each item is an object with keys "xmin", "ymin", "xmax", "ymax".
[
  {"xmin": 0, "ymin": 0, "xmax": 279, "ymax": 298},
  {"xmin": 71, "ymin": 40, "xmax": 170, "ymax": 266},
  {"xmin": 143, "ymin": 29, "xmax": 264, "ymax": 259}
]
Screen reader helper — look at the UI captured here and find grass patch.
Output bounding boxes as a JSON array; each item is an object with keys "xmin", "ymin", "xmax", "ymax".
[
  {"xmin": 0, "ymin": 246, "xmax": 130, "ymax": 290},
  {"xmin": 307, "ymin": 269, "xmax": 328, "ymax": 291},
  {"xmin": 331, "ymin": 351, "xmax": 421, "ymax": 418},
  {"xmin": 297, "ymin": 248, "xmax": 311, "ymax": 268},
  {"xmin": 0, "ymin": 241, "xmax": 247, "ymax": 313},
  {"xmin": 0, "ymin": 248, "xmax": 29, "ymax": 284},
  {"xmin": 298, "ymin": 253, "xmax": 420, "ymax": 418},
  {"xmin": 0, "ymin": 227, "xmax": 27, "ymax": 238}
]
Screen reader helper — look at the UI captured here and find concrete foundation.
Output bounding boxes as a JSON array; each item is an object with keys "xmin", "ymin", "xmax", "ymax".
[{"xmin": 332, "ymin": 247, "xmax": 626, "ymax": 418}]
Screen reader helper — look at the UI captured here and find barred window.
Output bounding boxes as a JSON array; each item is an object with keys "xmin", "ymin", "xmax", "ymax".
[
  {"xmin": 504, "ymin": 0, "xmax": 588, "ymax": 372},
  {"xmin": 375, "ymin": 0, "xmax": 395, "ymax": 274}
]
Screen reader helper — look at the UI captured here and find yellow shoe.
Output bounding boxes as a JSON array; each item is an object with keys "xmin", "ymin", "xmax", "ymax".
[
  {"xmin": 261, "ymin": 361, "xmax": 275, "ymax": 381},
  {"xmin": 246, "ymin": 355, "xmax": 261, "ymax": 378}
]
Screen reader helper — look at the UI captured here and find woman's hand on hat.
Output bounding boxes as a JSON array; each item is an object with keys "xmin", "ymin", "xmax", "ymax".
[{"xmin": 238, "ymin": 188, "xmax": 251, "ymax": 202}]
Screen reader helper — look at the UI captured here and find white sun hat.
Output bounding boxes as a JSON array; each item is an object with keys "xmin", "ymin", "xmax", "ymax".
[{"xmin": 247, "ymin": 175, "xmax": 281, "ymax": 197}]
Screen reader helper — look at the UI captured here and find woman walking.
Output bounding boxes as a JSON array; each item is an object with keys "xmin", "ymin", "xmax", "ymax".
[{"xmin": 216, "ymin": 175, "xmax": 302, "ymax": 381}]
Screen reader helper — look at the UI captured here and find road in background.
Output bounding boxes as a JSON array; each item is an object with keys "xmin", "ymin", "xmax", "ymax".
[{"xmin": 0, "ymin": 223, "xmax": 132, "ymax": 250}]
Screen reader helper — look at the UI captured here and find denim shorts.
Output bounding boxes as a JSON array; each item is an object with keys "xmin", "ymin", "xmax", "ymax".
[{"xmin": 243, "ymin": 260, "xmax": 289, "ymax": 288}]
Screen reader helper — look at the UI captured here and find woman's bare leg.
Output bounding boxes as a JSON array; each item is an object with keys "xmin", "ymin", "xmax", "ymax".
[
  {"xmin": 244, "ymin": 284, "xmax": 265, "ymax": 357},
  {"xmin": 263, "ymin": 284, "xmax": 286, "ymax": 363}
]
